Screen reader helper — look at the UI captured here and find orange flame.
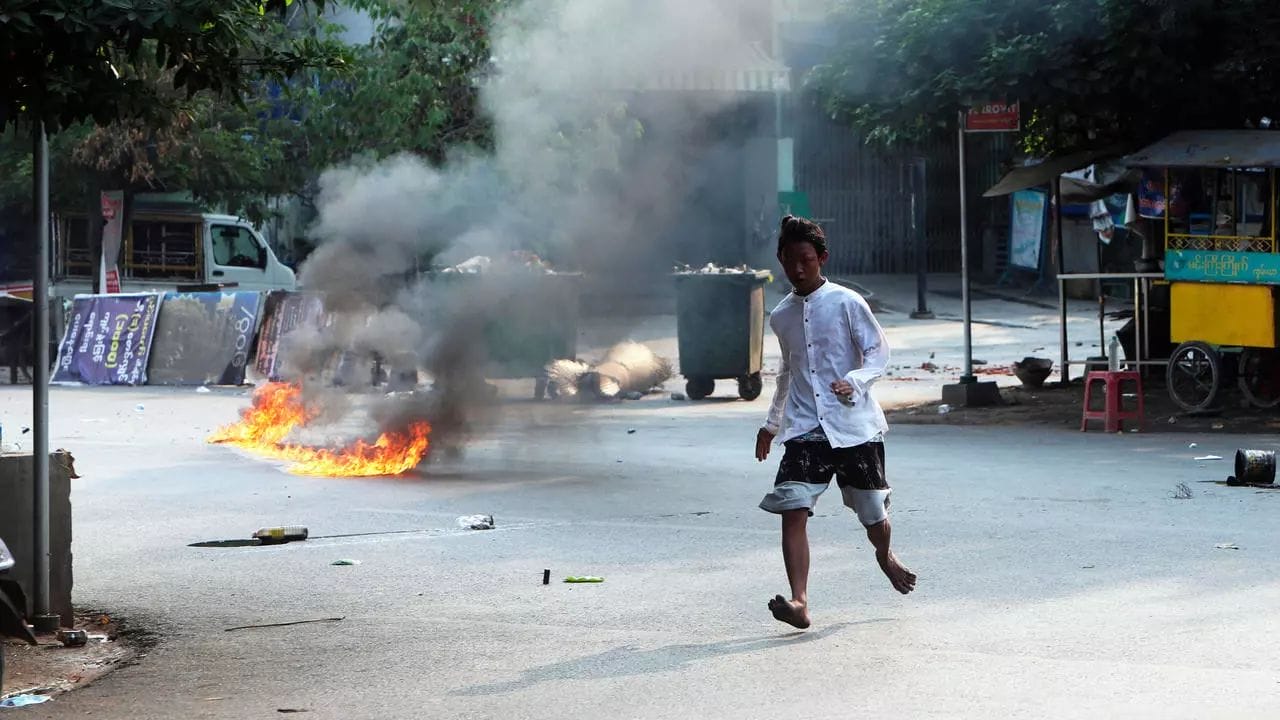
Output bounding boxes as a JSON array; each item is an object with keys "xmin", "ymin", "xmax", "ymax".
[{"xmin": 208, "ymin": 382, "xmax": 431, "ymax": 477}]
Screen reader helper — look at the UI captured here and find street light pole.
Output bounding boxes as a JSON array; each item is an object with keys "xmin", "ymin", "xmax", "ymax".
[
  {"xmin": 958, "ymin": 111, "xmax": 974, "ymax": 381},
  {"xmin": 32, "ymin": 121, "xmax": 57, "ymax": 633}
]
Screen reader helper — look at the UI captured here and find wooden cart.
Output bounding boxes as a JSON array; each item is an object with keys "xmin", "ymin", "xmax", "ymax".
[{"xmin": 1127, "ymin": 131, "xmax": 1280, "ymax": 411}]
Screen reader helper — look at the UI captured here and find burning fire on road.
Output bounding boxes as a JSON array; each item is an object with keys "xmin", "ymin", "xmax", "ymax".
[{"xmin": 208, "ymin": 383, "xmax": 431, "ymax": 477}]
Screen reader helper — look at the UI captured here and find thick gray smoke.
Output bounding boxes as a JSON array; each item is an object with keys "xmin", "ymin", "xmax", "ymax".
[{"xmin": 289, "ymin": 0, "xmax": 775, "ymax": 454}]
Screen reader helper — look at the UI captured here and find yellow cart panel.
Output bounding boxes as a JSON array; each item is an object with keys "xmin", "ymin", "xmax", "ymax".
[{"xmin": 1171, "ymin": 282, "xmax": 1277, "ymax": 348}]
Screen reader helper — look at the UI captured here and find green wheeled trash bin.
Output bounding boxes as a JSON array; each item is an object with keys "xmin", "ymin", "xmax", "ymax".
[{"xmin": 673, "ymin": 270, "xmax": 771, "ymax": 400}]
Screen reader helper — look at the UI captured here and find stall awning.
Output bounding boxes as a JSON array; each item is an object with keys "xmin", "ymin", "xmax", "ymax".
[
  {"xmin": 983, "ymin": 148, "xmax": 1122, "ymax": 198},
  {"xmin": 631, "ymin": 41, "xmax": 791, "ymax": 93},
  {"xmin": 1124, "ymin": 130, "xmax": 1280, "ymax": 169}
]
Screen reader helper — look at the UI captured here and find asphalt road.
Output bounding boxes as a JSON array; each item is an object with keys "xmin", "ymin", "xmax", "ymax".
[{"xmin": 2, "ymin": 383, "xmax": 1279, "ymax": 719}]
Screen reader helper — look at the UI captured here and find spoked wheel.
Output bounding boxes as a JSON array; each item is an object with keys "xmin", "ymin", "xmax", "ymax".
[
  {"xmin": 737, "ymin": 373, "xmax": 764, "ymax": 401},
  {"xmin": 1167, "ymin": 341, "xmax": 1223, "ymax": 412},
  {"xmin": 1238, "ymin": 348, "xmax": 1280, "ymax": 409}
]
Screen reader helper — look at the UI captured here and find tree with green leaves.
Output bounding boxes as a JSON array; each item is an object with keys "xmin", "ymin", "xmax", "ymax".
[
  {"xmin": 809, "ymin": 0, "xmax": 1280, "ymax": 155},
  {"xmin": 2, "ymin": 0, "xmax": 343, "ymax": 130},
  {"xmin": 0, "ymin": 0, "xmax": 346, "ymax": 283}
]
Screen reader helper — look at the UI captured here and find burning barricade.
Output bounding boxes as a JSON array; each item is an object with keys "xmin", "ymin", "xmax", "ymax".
[{"xmin": 208, "ymin": 383, "xmax": 432, "ymax": 477}]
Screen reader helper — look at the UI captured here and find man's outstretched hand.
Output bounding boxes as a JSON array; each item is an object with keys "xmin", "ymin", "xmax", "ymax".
[{"xmin": 755, "ymin": 428, "xmax": 776, "ymax": 462}]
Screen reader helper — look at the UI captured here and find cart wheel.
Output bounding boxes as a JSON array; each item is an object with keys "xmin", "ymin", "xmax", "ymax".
[
  {"xmin": 1167, "ymin": 341, "xmax": 1223, "ymax": 412},
  {"xmin": 738, "ymin": 373, "xmax": 764, "ymax": 401},
  {"xmin": 1238, "ymin": 348, "xmax": 1280, "ymax": 409},
  {"xmin": 686, "ymin": 377, "xmax": 715, "ymax": 400}
]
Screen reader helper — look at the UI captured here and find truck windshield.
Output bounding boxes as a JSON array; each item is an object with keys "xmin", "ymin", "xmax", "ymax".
[{"xmin": 211, "ymin": 226, "xmax": 266, "ymax": 269}]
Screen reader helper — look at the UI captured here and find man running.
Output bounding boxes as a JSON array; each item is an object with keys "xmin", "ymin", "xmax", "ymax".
[{"xmin": 755, "ymin": 215, "xmax": 916, "ymax": 630}]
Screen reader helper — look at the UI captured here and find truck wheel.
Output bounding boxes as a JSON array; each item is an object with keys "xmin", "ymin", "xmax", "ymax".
[
  {"xmin": 686, "ymin": 377, "xmax": 714, "ymax": 400},
  {"xmin": 738, "ymin": 373, "xmax": 764, "ymax": 401}
]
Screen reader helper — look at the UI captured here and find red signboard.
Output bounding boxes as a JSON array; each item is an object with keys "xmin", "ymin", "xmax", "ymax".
[
  {"xmin": 105, "ymin": 268, "xmax": 121, "ymax": 293},
  {"xmin": 100, "ymin": 192, "xmax": 122, "ymax": 220},
  {"xmin": 965, "ymin": 102, "xmax": 1020, "ymax": 133}
]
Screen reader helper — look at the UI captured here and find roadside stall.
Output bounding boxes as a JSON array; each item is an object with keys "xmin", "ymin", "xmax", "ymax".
[{"xmin": 1124, "ymin": 130, "xmax": 1280, "ymax": 411}]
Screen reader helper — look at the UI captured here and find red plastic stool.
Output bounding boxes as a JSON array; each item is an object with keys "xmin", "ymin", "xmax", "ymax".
[{"xmin": 1081, "ymin": 370, "xmax": 1145, "ymax": 433}]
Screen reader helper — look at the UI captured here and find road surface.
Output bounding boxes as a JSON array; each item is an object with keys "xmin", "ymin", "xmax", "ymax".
[{"xmin": 1, "ymin": 380, "xmax": 1278, "ymax": 719}]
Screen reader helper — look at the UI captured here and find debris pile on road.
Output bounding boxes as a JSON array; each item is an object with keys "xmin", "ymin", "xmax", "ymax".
[
  {"xmin": 440, "ymin": 251, "xmax": 557, "ymax": 274},
  {"xmin": 544, "ymin": 342, "xmax": 672, "ymax": 401},
  {"xmin": 672, "ymin": 263, "xmax": 769, "ymax": 276}
]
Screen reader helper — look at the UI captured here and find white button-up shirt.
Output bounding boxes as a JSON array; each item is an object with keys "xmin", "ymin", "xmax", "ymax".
[{"xmin": 764, "ymin": 280, "xmax": 889, "ymax": 448}]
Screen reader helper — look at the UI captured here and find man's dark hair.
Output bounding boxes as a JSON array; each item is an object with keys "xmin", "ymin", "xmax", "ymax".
[{"xmin": 777, "ymin": 215, "xmax": 827, "ymax": 255}]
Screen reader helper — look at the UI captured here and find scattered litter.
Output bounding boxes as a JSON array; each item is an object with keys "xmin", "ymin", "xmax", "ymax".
[
  {"xmin": 134, "ymin": 403, "xmax": 145, "ymax": 412},
  {"xmin": 225, "ymin": 617, "xmax": 345, "ymax": 632},
  {"xmin": 1195, "ymin": 455, "xmax": 1223, "ymax": 461},
  {"xmin": 921, "ymin": 362, "xmax": 938, "ymax": 372},
  {"xmin": 543, "ymin": 569, "xmax": 551, "ymax": 585},
  {"xmin": 457, "ymin": 514, "xmax": 495, "ymax": 530},
  {"xmin": 1168, "ymin": 417, "xmax": 1178, "ymax": 425},
  {"xmin": 1214, "ymin": 543, "xmax": 1240, "ymax": 550},
  {"xmin": 253, "ymin": 526, "xmax": 308, "ymax": 544},
  {"xmin": 0, "ymin": 695, "xmax": 52, "ymax": 708},
  {"xmin": 564, "ymin": 576, "xmax": 604, "ymax": 583},
  {"xmin": 1235, "ymin": 448, "xmax": 1276, "ymax": 485},
  {"xmin": 1189, "ymin": 442, "xmax": 1198, "ymax": 448},
  {"xmin": 671, "ymin": 392, "xmax": 686, "ymax": 401},
  {"xmin": 277, "ymin": 709, "xmax": 311, "ymax": 714},
  {"xmin": 20, "ymin": 427, "xmax": 28, "ymax": 434},
  {"xmin": 1227, "ymin": 475, "xmax": 1244, "ymax": 486},
  {"xmin": 973, "ymin": 359, "xmax": 987, "ymax": 365},
  {"xmin": 57, "ymin": 628, "xmax": 88, "ymax": 647},
  {"xmin": 626, "ymin": 429, "xmax": 637, "ymax": 435},
  {"xmin": 1212, "ymin": 423, "xmax": 1225, "ymax": 430},
  {"xmin": 97, "ymin": 614, "xmax": 111, "ymax": 626},
  {"xmin": 937, "ymin": 404, "xmax": 952, "ymax": 415},
  {"xmin": 330, "ymin": 559, "xmax": 361, "ymax": 566},
  {"xmin": 1173, "ymin": 483, "xmax": 1194, "ymax": 500},
  {"xmin": 1081, "ymin": 565, "xmax": 1096, "ymax": 569},
  {"xmin": 196, "ymin": 386, "xmax": 211, "ymax": 394}
]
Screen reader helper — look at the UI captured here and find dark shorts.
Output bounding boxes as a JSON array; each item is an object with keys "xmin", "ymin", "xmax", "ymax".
[{"xmin": 759, "ymin": 439, "xmax": 891, "ymax": 524}]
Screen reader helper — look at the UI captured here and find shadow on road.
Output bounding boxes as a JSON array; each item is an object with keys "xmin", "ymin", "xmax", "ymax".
[{"xmin": 453, "ymin": 619, "xmax": 891, "ymax": 696}]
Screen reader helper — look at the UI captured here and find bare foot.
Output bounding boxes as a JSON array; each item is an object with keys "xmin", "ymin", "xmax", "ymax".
[
  {"xmin": 768, "ymin": 594, "xmax": 811, "ymax": 629},
  {"xmin": 877, "ymin": 550, "xmax": 917, "ymax": 594}
]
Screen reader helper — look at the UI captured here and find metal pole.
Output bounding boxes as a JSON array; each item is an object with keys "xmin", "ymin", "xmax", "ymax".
[
  {"xmin": 32, "ymin": 122, "xmax": 57, "ymax": 632},
  {"xmin": 910, "ymin": 158, "xmax": 933, "ymax": 319},
  {"xmin": 958, "ymin": 112, "xmax": 973, "ymax": 381},
  {"xmin": 1055, "ymin": 177, "xmax": 1069, "ymax": 384}
]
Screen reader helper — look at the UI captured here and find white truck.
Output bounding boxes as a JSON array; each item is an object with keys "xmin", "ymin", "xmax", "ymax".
[{"xmin": 54, "ymin": 210, "xmax": 297, "ymax": 297}]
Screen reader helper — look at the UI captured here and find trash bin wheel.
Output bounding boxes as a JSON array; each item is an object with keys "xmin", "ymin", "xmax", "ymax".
[
  {"xmin": 686, "ymin": 377, "xmax": 715, "ymax": 400},
  {"xmin": 738, "ymin": 373, "xmax": 763, "ymax": 401}
]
